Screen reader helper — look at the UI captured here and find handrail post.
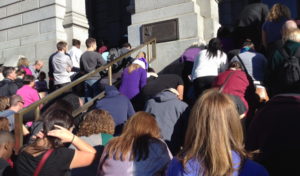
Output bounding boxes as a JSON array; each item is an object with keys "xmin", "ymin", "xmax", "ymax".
[
  {"xmin": 108, "ymin": 66, "xmax": 113, "ymax": 86},
  {"xmin": 14, "ymin": 113, "xmax": 23, "ymax": 154},
  {"xmin": 147, "ymin": 44, "xmax": 150, "ymax": 63},
  {"xmin": 34, "ymin": 107, "xmax": 40, "ymax": 121},
  {"xmin": 152, "ymin": 39, "xmax": 157, "ymax": 61}
]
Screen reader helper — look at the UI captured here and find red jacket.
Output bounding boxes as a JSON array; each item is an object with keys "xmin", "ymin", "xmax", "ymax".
[{"xmin": 213, "ymin": 70, "xmax": 249, "ymax": 109}]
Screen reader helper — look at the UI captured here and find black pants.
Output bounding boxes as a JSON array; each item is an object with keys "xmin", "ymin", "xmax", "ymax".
[
  {"xmin": 193, "ymin": 76, "xmax": 216, "ymax": 98},
  {"xmin": 54, "ymin": 82, "xmax": 70, "ymax": 90}
]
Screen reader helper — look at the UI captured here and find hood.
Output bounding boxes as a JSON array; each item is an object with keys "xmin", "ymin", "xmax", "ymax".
[
  {"xmin": 105, "ymin": 85, "xmax": 120, "ymax": 97},
  {"xmin": 154, "ymin": 91, "xmax": 178, "ymax": 102}
]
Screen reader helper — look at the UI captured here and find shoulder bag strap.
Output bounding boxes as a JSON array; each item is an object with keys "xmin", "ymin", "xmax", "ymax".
[
  {"xmin": 219, "ymin": 71, "xmax": 235, "ymax": 93},
  {"xmin": 236, "ymin": 54, "xmax": 249, "ymax": 75},
  {"xmin": 34, "ymin": 149, "xmax": 54, "ymax": 176}
]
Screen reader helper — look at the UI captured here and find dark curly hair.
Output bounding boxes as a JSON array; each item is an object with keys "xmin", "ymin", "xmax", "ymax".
[{"xmin": 77, "ymin": 109, "xmax": 115, "ymax": 137}]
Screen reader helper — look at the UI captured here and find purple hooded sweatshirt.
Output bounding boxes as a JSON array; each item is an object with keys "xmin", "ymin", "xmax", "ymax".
[{"xmin": 119, "ymin": 67, "xmax": 147, "ymax": 99}]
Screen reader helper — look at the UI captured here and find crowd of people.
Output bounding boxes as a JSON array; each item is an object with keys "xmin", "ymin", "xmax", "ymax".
[{"xmin": 0, "ymin": 1, "xmax": 300, "ymax": 176}]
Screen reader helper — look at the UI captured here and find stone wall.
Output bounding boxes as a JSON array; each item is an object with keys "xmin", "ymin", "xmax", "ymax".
[
  {"xmin": 128, "ymin": 0, "xmax": 220, "ymax": 72},
  {"xmin": 0, "ymin": 0, "xmax": 88, "ymax": 69}
]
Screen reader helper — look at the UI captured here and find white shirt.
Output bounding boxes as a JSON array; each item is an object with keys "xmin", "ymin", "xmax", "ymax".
[
  {"xmin": 191, "ymin": 49, "xmax": 227, "ymax": 80},
  {"xmin": 68, "ymin": 46, "xmax": 82, "ymax": 68},
  {"xmin": 53, "ymin": 52, "xmax": 73, "ymax": 85}
]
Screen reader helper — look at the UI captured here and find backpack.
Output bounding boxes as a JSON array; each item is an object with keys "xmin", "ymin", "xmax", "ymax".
[{"xmin": 278, "ymin": 47, "xmax": 300, "ymax": 87}]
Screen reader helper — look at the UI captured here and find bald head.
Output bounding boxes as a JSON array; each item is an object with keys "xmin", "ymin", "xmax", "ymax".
[
  {"xmin": 282, "ymin": 20, "xmax": 298, "ymax": 41},
  {"xmin": 0, "ymin": 131, "xmax": 14, "ymax": 145},
  {"xmin": 34, "ymin": 60, "xmax": 44, "ymax": 71}
]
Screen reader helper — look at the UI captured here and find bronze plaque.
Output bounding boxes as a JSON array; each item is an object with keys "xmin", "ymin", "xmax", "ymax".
[{"xmin": 141, "ymin": 19, "xmax": 179, "ymax": 43}]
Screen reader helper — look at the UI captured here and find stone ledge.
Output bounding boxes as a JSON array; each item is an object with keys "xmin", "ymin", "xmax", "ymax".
[
  {"xmin": 0, "ymin": 31, "xmax": 7, "ymax": 41},
  {"xmin": 22, "ymin": 5, "xmax": 57, "ymax": 24},
  {"xmin": 132, "ymin": 1, "xmax": 196, "ymax": 24},
  {"xmin": 20, "ymin": 32, "xmax": 56, "ymax": 46},
  {"xmin": 0, "ymin": 15, "xmax": 22, "ymax": 30},
  {"xmin": 135, "ymin": 0, "xmax": 190, "ymax": 13},
  {"xmin": 39, "ymin": 0, "xmax": 66, "ymax": 8},
  {"xmin": 7, "ymin": 22, "xmax": 39, "ymax": 41},
  {"xmin": 6, "ymin": 0, "xmax": 39, "ymax": 17},
  {"xmin": 0, "ymin": 39, "xmax": 20, "ymax": 51},
  {"xmin": 0, "ymin": 7, "xmax": 7, "ymax": 18},
  {"xmin": 0, "ymin": 0, "xmax": 19, "ymax": 8}
]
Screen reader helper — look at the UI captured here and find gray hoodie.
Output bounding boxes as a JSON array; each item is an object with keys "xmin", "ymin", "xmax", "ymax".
[{"xmin": 145, "ymin": 91, "xmax": 188, "ymax": 141}]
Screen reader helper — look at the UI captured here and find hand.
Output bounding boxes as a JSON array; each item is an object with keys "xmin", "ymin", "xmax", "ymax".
[
  {"xmin": 66, "ymin": 66, "xmax": 72, "ymax": 72},
  {"xmin": 31, "ymin": 131, "xmax": 45, "ymax": 140},
  {"xmin": 47, "ymin": 125, "xmax": 74, "ymax": 143}
]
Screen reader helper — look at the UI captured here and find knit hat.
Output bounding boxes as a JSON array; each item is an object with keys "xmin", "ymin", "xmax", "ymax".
[{"xmin": 133, "ymin": 57, "xmax": 148, "ymax": 70}]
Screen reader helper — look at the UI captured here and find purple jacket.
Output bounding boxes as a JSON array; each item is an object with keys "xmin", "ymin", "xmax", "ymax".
[
  {"xmin": 180, "ymin": 47, "xmax": 201, "ymax": 62},
  {"xmin": 119, "ymin": 67, "xmax": 147, "ymax": 99}
]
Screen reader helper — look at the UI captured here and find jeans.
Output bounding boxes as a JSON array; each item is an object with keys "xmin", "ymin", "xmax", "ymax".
[{"xmin": 84, "ymin": 79, "xmax": 100, "ymax": 102}]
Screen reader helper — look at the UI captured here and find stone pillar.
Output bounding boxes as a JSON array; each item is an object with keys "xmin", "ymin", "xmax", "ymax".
[
  {"xmin": 0, "ymin": 0, "xmax": 89, "ymax": 68},
  {"xmin": 63, "ymin": 0, "xmax": 89, "ymax": 50},
  {"xmin": 128, "ymin": 0, "xmax": 220, "ymax": 72}
]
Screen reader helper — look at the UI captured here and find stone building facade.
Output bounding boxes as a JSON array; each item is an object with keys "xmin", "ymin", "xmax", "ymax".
[
  {"xmin": 0, "ymin": 0, "xmax": 220, "ymax": 72},
  {"xmin": 0, "ymin": 0, "xmax": 89, "ymax": 67}
]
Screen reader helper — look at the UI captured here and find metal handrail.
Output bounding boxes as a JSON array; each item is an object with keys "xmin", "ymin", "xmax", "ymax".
[{"xmin": 14, "ymin": 38, "xmax": 157, "ymax": 151}]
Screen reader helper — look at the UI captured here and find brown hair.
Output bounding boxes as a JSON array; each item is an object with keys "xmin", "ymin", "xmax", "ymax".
[
  {"xmin": 56, "ymin": 41, "xmax": 67, "ymax": 51},
  {"xmin": 77, "ymin": 109, "xmax": 115, "ymax": 136},
  {"xmin": 86, "ymin": 38, "xmax": 96, "ymax": 48},
  {"xmin": 180, "ymin": 89, "xmax": 246, "ymax": 176},
  {"xmin": 128, "ymin": 64, "xmax": 141, "ymax": 73},
  {"xmin": 0, "ymin": 96, "xmax": 10, "ymax": 111},
  {"xmin": 106, "ymin": 112, "xmax": 160, "ymax": 160},
  {"xmin": 229, "ymin": 61, "xmax": 242, "ymax": 70},
  {"xmin": 17, "ymin": 57, "xmax": 30, "ymax": 67},
  {"xmin": 266, "ymin": 3, "xmax": 291, "ymax": 22},
  {"xmin": 0, "ymin": 117, "xmax": 9, "ymax": 131}
]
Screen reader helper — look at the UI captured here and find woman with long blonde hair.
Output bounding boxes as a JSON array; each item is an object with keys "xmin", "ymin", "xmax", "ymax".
[
  {"xmin": 167, "ymin": 89, "xmax": 269, "ymax": 176},
  {"xmin": 97, "ymin": 111, "xmax": 172, "ymax": 176}
]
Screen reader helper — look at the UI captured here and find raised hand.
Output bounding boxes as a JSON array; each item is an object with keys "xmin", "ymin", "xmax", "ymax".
[{"xmin": 47, "ymin": 125, "xmax": 74, "ymax": 143}]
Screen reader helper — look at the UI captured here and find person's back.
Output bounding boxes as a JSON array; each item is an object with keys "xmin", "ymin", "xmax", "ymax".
[
  {"xmin": 167, "ymin": 151, "xmax": 269, "ymax": 176},
  {"xmin": 246, "ymin": 94, "xmax": 300, "ymax": 176},
  {"xmin": 232, "ymin": 51, "xmax": 267, "ymax": 83},
  {"xmin": 99, "ymin": 138, "xmax": 171, "ymax": 176},
  {"xmin": 269, "ymin": 29, "xmax": 300, "ymax": 95},
  {"xmin": 16, "ymin": 75, "xmax": 40, "ymax": 108},
  {"xmin": 68, "ymin": 39, "xmax": 82, "ymax": 69},
  {"xmin": 80, "ymin": 51, "xmax": 105, "ymax": 80},
  {"xmin": 16, "ymin": 110, "xmax": 96, "ymax": 176},
  {"xmin": 238, "ymin": 2, "xmax": 269, "ymax": 28},
  {"xmin": 95, "ymin": 85, "xmax": 135, "ymax": 127},
  {"xmin": 167, "ymin": 89, "xmax": 269, "ymax": 176},
  {"xmin": 97, "ymin": 112, "xmax": 171, "ymax": 176},
  {"xmin": 119, "ymin": 63, "xmax": 147, "ymax": 99},
  {"xmin": 0, "ymin": 67, "xmax": 18, "ymax": 97},
  {"xmin": 145, "ymin": 90, "xmax": 188, "ymax": 141},
  {"xmin": 52, "ymin": 52, "xmax": 72, "ymax": 85},
  {"xmin": 191, "ymin": 49, "xmax": 227, "ymax": 80},
  {"xmin": 142, "ymin": 74, "xmax": 184, "ymax": 101}
]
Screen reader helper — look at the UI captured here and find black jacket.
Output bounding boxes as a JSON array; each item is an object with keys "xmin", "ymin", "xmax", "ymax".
[{"xmin": 0, "ymin": 79, "xmax": 19, "ymax": 96}]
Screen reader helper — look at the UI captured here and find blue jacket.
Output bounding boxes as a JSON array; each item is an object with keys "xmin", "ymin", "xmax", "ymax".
[
  {"xmin": 166, "ymin": 151, "xmax": 269, "ymax": 176},
  {"xmin": 95, "ymin": 85, "xmax": 135, "ymax": 126}
]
